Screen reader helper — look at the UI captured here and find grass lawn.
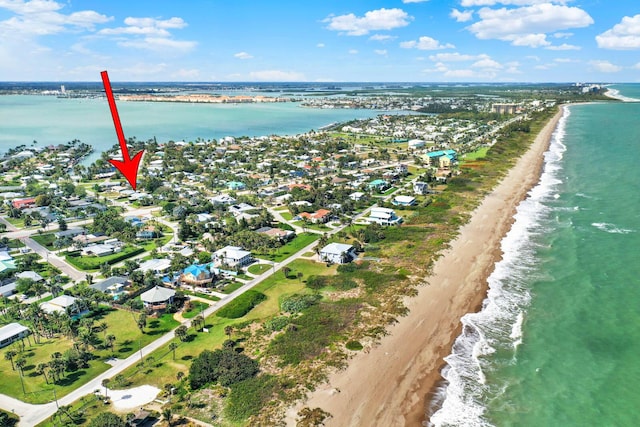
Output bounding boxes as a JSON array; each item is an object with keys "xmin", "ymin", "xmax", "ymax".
[
  {"xmin": 140, "ymin": 234, "xmax": 173, "ymax": 252},
  {"xmin": 5, "ymin": 217, "xmax": 25, "ymax": 228},
  {"xmin": 65, "ymin": 246, "xmax": 145, "ymax": 270},
  {"xmin": 182, "ymin": 301, "xmax": 210, "ymax": 319},
  {"xmin": 37, "ymin": 393, "xmax": 113, "ymax": 427},
  {"xmin": 280, "ymin": 212, "xmax": 293, "ymax": 221},
  {"xmin": 220, "ymin": 281, "xmax": 244, "ymax": 294},
  {"xmin": 247, "ymin": 264, "xmax": 271, "ymax": 275},
  {"xmin": 236, "ymin": 273, "xmax": 252, "ymax": 280},
  {"xmin": 254, "ymin": 233, "xmax": 319, "ymax": 262},
  {"xmin": 183, "ymin": 290, "xmax": 221, "ymax": 302},
  {"xmin": 31, "ymin": 233, "xmax": 56, "ymax": 250},
  {"xmin": 462, "ymin": 146, "xmax": 490, "ymax": 162}
]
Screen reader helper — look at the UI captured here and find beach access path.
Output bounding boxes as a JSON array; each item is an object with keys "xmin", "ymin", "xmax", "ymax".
[{"xmin": 290, "ymin": 108, "xmax": 564, "ymax": 427}]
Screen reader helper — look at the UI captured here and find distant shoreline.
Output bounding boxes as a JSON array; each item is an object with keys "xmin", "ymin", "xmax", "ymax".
[
  {"xmin": 117, "ymin": 93, "xmax": 292, "ymax": 104},
  {"xmin": 293, "ymin": 107, "xmax": 563, "ymax": 427}
]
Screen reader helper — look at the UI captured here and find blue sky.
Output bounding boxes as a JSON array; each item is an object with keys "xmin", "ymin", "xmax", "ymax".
[{"xmin": 1, "ymin": 0, "xmax": 639, "ymax": 82}]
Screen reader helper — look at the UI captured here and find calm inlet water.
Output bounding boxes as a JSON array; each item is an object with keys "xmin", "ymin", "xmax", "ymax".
[
  {"xmin": 0, "ymin": 95, "xmax": 382, "ymax": 163},
  {"xmin": 431, "ymin": 86, "xmax": 640, "ymax": 426}
]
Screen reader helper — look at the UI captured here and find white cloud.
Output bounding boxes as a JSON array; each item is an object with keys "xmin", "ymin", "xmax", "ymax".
[
  {"xmin": 324, "ymin": 8, "xmax": 411, "ymax": 36},
  {"xmin": 98, "ymin": 17, "xmax": 186, "ymax": 36},
  {"xmin": 472, "ymin": 58, "xmax": 502, "ymax": 69},
  {"xmin": 633, "ymin": 63, "xmax": 640, "ymax": 70},
  {"xmin": 402, "ymin": 0, "xmax": 429, "ymax": 2},
  {"xmin": 400, "ymin": 36, "xmax": 454, "ymax": 50},
  {"xmin": 249, "ymin": 70, "xmax": 306, "ymax": 81},
  {"xmin": 119, "ymin": 37, "xmax": 196, "ymax": 53},
  {"xmin": 545, "ymin": 43, "xmax": 580, "ymax": 51},
  {"xmin": 467, "ymin": 4, "xmax": 593, "ymax": 47},
  {"xmin": 554, "ymin": 58, "xmax": 580, "ymax": 63},
  {"xmin": 316, "ymin": 43, "xmax": 325, "ymax": 48},
  {"xmin": 369, "ymin": 34, "xmax": 396, "ymax": 41},
  {"xmin": 374, "ymin": 49, "xmax": 387, "ymax": 55},
  {"xmin": 348, "ymin": 49, "xmax": 358, "ymax": 54},
  {"xmin": 428, "ymin": 52, "xmax": 487, "ymax": 62},
  {"xmin": 553, "ymin": 32, "xmax": 573, "ymax": 38},
  {"xmin": 596, "ymin": 15, "xmax": 640, "ymax": 50},
  {"xmin": 589, "ymin": 60, "xmax": 621, "ymax": 73},
  {"xmin": 450, "ymin": 9, "xmax": 473, "ymax": 22},
  {"xmin": 461, "ymin": 0, "xmax": 566, "ymax": 5},
  {"xmin": 171, "ymin": 68, "xmax": 200, "ymax": 79},
  {"xmin": 124, "ymin": 17, "xmax": 186, "ymax": 29},
  {"xmin": 234, "ymin": 51, "xmax": 253, "ymax": 59},
  {"xmin": 0, "ymin": 0, "xmax": 111, "ymax": 36}
]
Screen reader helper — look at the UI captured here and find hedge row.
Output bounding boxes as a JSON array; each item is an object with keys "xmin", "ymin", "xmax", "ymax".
[{"xmin": 216, "ymin": 290, "xmax": 267, "ymax": 319}]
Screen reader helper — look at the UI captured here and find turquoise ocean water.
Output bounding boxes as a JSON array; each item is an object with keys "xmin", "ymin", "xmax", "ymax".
[
  {"xmin": 0, "ymin": 95, "xmax": 382, "ymax": 163},
  {"xmin": 431, "ymin": 85, "xmax": 640, "ymax": 426}
]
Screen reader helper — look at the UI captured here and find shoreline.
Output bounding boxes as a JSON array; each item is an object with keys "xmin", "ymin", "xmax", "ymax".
[{"xmin": 290, "ymin": 107, "xmax": 564, "ymax": 426}]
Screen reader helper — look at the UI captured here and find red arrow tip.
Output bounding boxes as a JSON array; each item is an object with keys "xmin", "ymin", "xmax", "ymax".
[{"xmin": 108, "ymin": 150, "xmax": 144, "ymax": 190}]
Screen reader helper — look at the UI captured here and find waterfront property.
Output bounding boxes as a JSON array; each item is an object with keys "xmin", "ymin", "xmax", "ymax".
[
  {"xmin": 319, "ymin": 242, "xmax": 357, "ymax": 264},
  {"xmin": 213, "ymin": 246, "xmax": 252, "ymax": 267},
  {"xmin": 180, "ymin": 264, "xmax": 214, "ymax": 286},
  {"xmin": 366, "ymin": 207, "xmax": 403, "ymax": 226},
  {"xmin": 40, "ymin": 295, "xmax": 82, "ymax": 315},
  {"xmin": 0, "ymin": 323, "xmax": 30, "ymax": 348}
]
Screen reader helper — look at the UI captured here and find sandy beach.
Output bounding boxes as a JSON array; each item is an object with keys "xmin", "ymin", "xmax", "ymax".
[{"xmin": 288, "ymin": 108, "xmax": 564, "ymax": 427}]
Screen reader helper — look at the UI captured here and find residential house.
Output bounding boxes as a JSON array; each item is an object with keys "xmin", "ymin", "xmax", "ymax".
[
  {"xmin": 0, "ymin": 279, "xmax": 17, "ymax": 298},
  {"xmin": 319, "ymin": 243, "xmax": 357, "ymax": 264},
  {"xmin": 424, "ymin": 150, "xmax": 457, "ymax": 169},
  {"xmin": 408, "ymin": 139, "xmax": 426, "ymax": 149},
  {"xmin": 227, "ymin": 181, "xmax": 246, "ymax": 191},
  {"xmin": 213, "ymin": 246, "xmax": 252, "ymax": 267},
  {"xmin": 180, "ymin": 264, "xmax": 213, "ymax": 286},
  {"xmin": 367, "ymin": 207, "xmax": 403, "ymax": 226},
  {"xmin": 136, "ymin": 229, "xmax": 161, "ymax": 240},
  {"xmin": 368, "ymin": 179, "xmax": 389, "ymax": 192},
  {"xmin": 81, "ymin": 243, "xmax": 120, "ymax": 257},
  {"xmin": 90, "ymin": 276, "xmax": 130, "ymax": 298},
  {"xmin": 0, "ymin": 323, "xmax": 30, "ymax": 349},
  {"xmin": 256, "ymin": 226, "xmax": 295, "ymax": 241},
  {"xmin": 11, "ymin": 197, "xmax": 36, "ymax": 210},
  {"xmin": 211, "ymin": 194, "xmax": 237, "ymax": 205},
  {"xmin": 40, "ymin": 295, "xmax": 82, "ymax": 315},
  {"xmin": 299, "ymin": 209, "xmax": 331, "ymax": 224},
  {"xmin": 16, "ymin": 271, "xmax": 44, "ymax": 282},
  {"xmin": 413, "ymin": 181, "xmax": 429, "ymax": 195},
  {"xmin": 140, "ymin": 286, "xmax": 176, "ymax": 311},
  {"xmin": 137, "ymin": 258, "xmax": 172, "ymax": 275},
  {"xmin": 54, "ymin": 228, "xmax": 85, "ymax": 239},
  {"xmin": 393, "ymin": 195, "xmax": 416, "ymax": 206},
  {"xmin": 349, "ymin": 192, "xmax": 365, "ymax": 201}
]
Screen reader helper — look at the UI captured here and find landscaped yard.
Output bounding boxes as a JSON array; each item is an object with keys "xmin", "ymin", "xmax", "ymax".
[
  {"xmin": 0, "ymin": 307, "xmax": 179, "ymax": 404},
  {"xmin": 31, "ymin": 233, "xmax": 56, "ymax": 250},
  {"xmin": 247, "ymin": 264, "xmax": 271, "ymax": 275},
  {"xmin": 462, "ymin": 146, "xmax": 490, "ymax": 162},
  {"xmin": 220, "ymin": 281, "xmax": 244, "ymax": 294},
  {"xmin": 65, "ymin": 246, "xmax": 145, "ymax": 270},
  {"xmin": 253, "ymin": 233, "xmax": 320, "ymax": 262}
]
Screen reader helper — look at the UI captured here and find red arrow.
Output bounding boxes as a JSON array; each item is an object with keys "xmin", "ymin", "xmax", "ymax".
[{"xmin": 100, "ymin": 70, "xmax": 144, "ymax": 190}]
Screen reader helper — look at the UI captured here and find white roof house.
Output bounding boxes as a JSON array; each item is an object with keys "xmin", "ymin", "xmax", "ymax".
[
  {"xmin": 408, "ymin": 139, "xmax": 426, "ymax": 149},
  {"xmin": 213, "ymin": 246, "xmax": 252, "ymax": 267},
  {"xmin": 16, "ymin": 271, "xmax": 44, "ymax": 282},
  {"xmin": 0, "ymin": 323, "xmax": 30, "ymax": 348},
  {"xmin": 137, "ymin": 258, "xmax": 172, "ymax": 274},
  {"xmin": 40, "ymin": 295, "xmax": 79, "ymax": 315},
  {"xmin": 319, "ymin": 243, "xmax": 357, "ymax": 265},
  {"xmin": 140, "ymin": 286, "xmax": 176, "ymax": 308},
  {"xmin": 211, "ymin": 194, "xmax": 237, "ymax": 205},
  {"xmin": 367, "ymin": 207, "xmax": 403, "ymax": 226},
  {"xmin": 393, "ymin": 195, "xmax": 416, "ymax": 206}
]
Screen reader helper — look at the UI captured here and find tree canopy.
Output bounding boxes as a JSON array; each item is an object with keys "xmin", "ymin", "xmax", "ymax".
[{"xmin": 189, "ymin": 348, "xmax": 259, "ymax": 389}]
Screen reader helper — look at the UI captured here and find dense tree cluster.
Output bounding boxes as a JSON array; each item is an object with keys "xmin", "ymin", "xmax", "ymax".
[{"xmin": 189, "ymin": 348, "xmax": 259, "ymax": 389}]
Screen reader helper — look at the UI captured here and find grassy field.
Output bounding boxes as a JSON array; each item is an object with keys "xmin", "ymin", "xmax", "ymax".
[
  {"xmin": 247, "ymin": 264, "xmax": 271, "ymax": 275},
  {"xmin": 31, "ymin": 233, "xmax": 57, "ymax": 250},
  {"xmin": 182, "ymin": 301, "xmax": 210, "ymax": 319},
  {"xmin": 253, "ymin": 233, "xmax": 319, "ymax": 262},
  {"xmin": 280, "ymin": 212, "xmax": 293, "ymax": 221},
  {"xmin": 65, "ymin": 246, "xmax": 145, "ymax": 270},
  {"xmin": 220, "ymin": 281, "xmax": 244, "ymax": 294},
  {"xmin": 462, "ymin": 146, "xmax": 490, "ymax": 161}
]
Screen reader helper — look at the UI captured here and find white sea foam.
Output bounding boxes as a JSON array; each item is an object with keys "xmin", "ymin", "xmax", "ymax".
[
  {"xmin": 591, "ymin": 222, "xmax": 635, "ymax": 234},
  {"xmin": 429, "ymin": 106, "xmax": 570, "ymax": 427},
  {"xmin": 604, "ymin": 88, "xmax": 640, "ymax": 103}
]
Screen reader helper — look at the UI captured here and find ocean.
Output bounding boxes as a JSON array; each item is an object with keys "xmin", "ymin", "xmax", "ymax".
[
  {"xmin": 0, "ymin": 95, "xmax": 383, "ymax": 163},
  {"xmin": 430, "ymin": 86, "xmax": 640, "ymax": 426}
]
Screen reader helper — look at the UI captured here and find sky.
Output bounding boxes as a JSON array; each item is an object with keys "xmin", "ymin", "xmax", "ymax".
[{"xmin": 0, "ymin": 0, "xmax": 639, "ymax": 82}]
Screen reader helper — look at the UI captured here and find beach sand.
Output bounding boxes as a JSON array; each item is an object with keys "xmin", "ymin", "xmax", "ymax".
[{"xmin": 287, "ymin": 108, "xmax": 563, "ymax": 427}]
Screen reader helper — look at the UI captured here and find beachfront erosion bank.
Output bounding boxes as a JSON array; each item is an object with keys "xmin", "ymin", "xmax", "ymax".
[{"xmin": 292, "ymin": 108, "xmax": 564, "ymax": 426}]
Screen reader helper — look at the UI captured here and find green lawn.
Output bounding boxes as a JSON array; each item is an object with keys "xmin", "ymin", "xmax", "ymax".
[
  {"xmin": 182, "ymin": 301, "xmax": 210, "ymax": 319},
  {"xmin": 462, "ymin": 146, "xmax": 490, "ymax": 161},
  {"xmin": 280, "ymin": 212, "xmax": 293, "ymax": 221},
  {"xmin": 220, "ymin": 281, "xmax": 244, "ymax": 294},
  {"xmin": 65, "ymin": 246, "xmax": 145, "ymax": 270},
  {"xmin": 253, "ymin": 233, "xmax": 320, "ymax": 262},
  {"xmin": 247, "ymin": 264, "xmax": 271, "ymax": 275},
  {"xmin": 31, "ymin": 233, "xmax": 56, "ymax": 250}
]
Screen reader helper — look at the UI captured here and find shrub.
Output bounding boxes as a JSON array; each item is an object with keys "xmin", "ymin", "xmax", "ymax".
[
  {"xmin": 305, "ymin": 275, "xmax": 329, "ymax": 290},
  {"xmin": 225, "ymin": 375, "xmax": 279, "ymax": 421},
  {"xmin": 280, "ymin": 294, "xmax": 321, "ymax": 314},
  {"xmin": 217, "ymin": 290, "xmax": 266, "ymax": 318},
  {"xmin": 334, "ymin": 279, "xmax": 358, "ymax": 291},
  {"xmin": 346, "ymin": 340, "xmax": 364, "ymax": 351},
  {"xmin": 264, "ymin": 316, "xmax": 290, "ymax": 332}
]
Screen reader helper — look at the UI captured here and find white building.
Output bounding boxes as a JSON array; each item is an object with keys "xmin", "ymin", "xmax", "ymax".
[
  {"xmin": 140, "ymin": 286, "xmax": 176, "ymax": 310},
  {"xmin": 319, "ymin": 243, "xmax": 357, "ymax": 264},
  {"xmin": 367, "ymin": 207, "xmax": 403, "ymax": 226},
  {"xmin": 393, "ymin": 195, "xmax": 416, "ymax": 206},
  {"xmin": 408, "ymin": 139, "xmax": 426, "ymax": 149},
  {"xmin": 413, "ymin": 181, "xmax": 429, "ymax": 195},
  {"xmin": 40, "ymin": 295, "xmax": 80, "ymax": 315},
  {"xmin": 0, "ymin": 323, "xmax": 30, "ymax": 348},
  {"xmin": 213, "ymin": 246, "xmax": 252, "ymax": 267},
  {"xmin": 137, "ymin": 258, "xmax": 172, "ymax": 274}
]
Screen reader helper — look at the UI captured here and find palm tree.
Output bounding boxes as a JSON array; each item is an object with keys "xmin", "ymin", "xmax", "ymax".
[
  {"xmin": 106, "ymin": 334, "xmax": 116, "ymax": 351},
  {"xmin": 137, "ymin": 313, "xmax": 147, "ymax": 333},
  {"xmin": 224, "ymin": 325, "xmax": 233, "ymax": 339},
  {"xmin": 175, "ymin": 325, "xmax": 188, "ymax": 342},
  {"xmin": 101, "ymin": 378, "xmax": 110, "ymax": 399},
  {"xmin": 4, "ymin": 350, "xmax": 16, "ymax": 370},
  {"xmin": 36, "ymin": 362, "xmax": 49, "ymax": 384},
  {"xmin": 193, "ymin": 315, "xmax": 204, "ymax": 332},
  {"xmin": 15, "ymin": 357, "xmax": 26, "ymax": 394},
  {"xmin": 161, "ymin": 407, "xmax": 173, "ymax": 427},
  {"xmin": 169, "ymin": 342, "xmax": 178, "ymax": 360}
]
